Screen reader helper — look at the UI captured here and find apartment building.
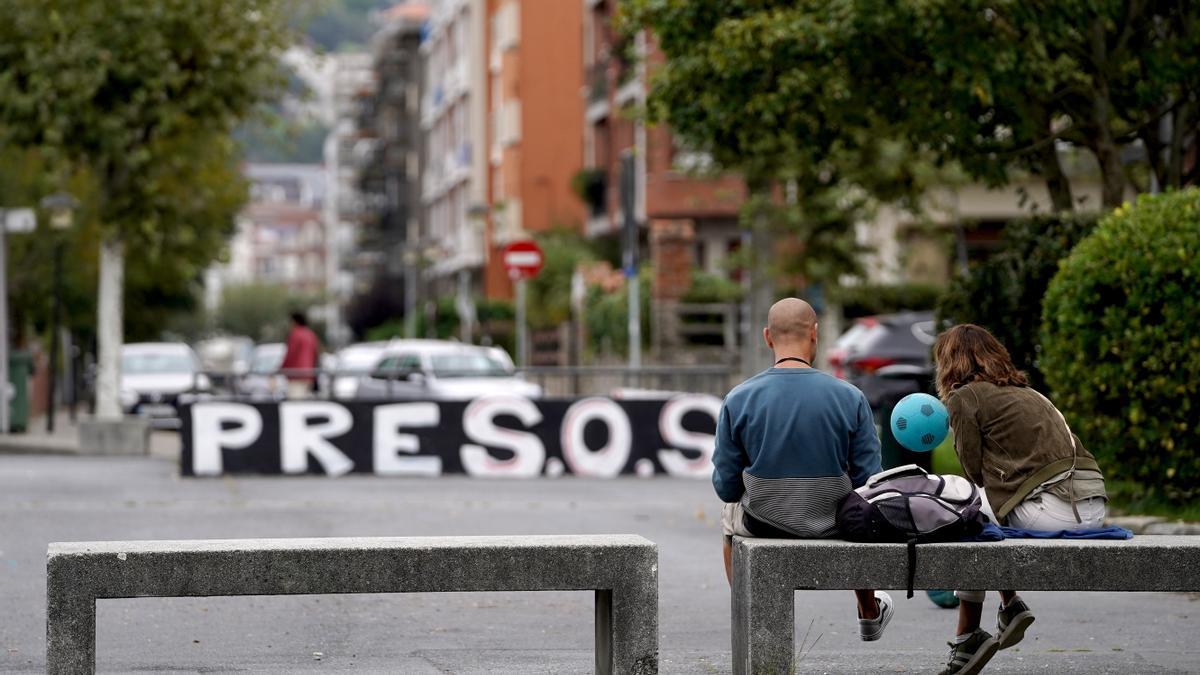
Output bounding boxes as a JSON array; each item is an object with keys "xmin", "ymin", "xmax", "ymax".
[
  {"xmin": 323, "ymin": 51, "xmax": 377, "ymax": 345},
  {"xmin": 220, "ymin": 164, "xmax": 328, "ymax": 296},
  {"xmin": 481, "ymin": 0, "xmax": 586, "ymax": 299},
  {"xmin": 421, "ymin": 0, "xmax": 489, "ymax": 302},
  {"xmin": 582, "ymin": 0, "xmax": 746, "ymax": 280},
  {"xmin": 351, "ymin": 3, "xmax": 429, "ymax": 335}
]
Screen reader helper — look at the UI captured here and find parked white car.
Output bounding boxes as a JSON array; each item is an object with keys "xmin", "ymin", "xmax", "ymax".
[
  {"xmin": 119, "ymin": 342, "xmax": 210, "ymax": 428},
  {"xmin": 330, "ymin": 341, "xmax": 393, "ymax": 399},
  {"xmin": 354, "ymin": 340, "xmax": 541, "ymax": 401},
  {"xmin": 237, "ymin": 343, "xmax": 287, "ymax": 400}
]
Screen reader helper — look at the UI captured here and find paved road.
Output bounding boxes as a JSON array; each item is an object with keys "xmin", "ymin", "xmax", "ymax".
[{"xmin": 1, "ymin": 454, "xmax": 1197, "ymax": 673}]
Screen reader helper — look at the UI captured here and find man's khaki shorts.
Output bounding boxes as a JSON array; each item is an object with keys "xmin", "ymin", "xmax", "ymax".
[{"xmin": 721, "ymin": 502, "xmax": 755, "ymax": 539}]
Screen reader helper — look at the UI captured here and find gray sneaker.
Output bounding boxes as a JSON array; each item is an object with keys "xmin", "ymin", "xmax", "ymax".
[
  {"xmin": 996, "ymin": 597, "xmax": 1035, "ymax": 649},
  {"xmin": 938, "ymin": 629, "xmax": 999, "ymax": 675},
  {"xmin": 859, "ymin": 591, "xmax": 894, "ymax": 641}
]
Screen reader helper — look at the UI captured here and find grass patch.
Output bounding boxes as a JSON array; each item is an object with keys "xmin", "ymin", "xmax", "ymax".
[
  {"xmin": 930, "ymin": 432, "xmax": 962, "ymax": 476},
  {"xmin": 1104, "ymin": 480, "xmax": 1200, "ymax": 521}
]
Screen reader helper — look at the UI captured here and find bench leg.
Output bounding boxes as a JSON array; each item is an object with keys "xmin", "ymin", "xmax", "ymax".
[
  {"xmin": 46, "ymin": 586, "xmax": 95, "ymax": 675},
  {"xmin": 732, "ymin": 565, "xmax": 794, "ymax": 675},
  {"xmin": 595, "ymin": 588, "xmax": 658, "ymax": 675}
]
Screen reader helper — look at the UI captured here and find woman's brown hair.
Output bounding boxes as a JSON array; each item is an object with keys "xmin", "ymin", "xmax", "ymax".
[{"xmin": 933, "ymin": 324, "xmax": 1029, "ymax": 399}]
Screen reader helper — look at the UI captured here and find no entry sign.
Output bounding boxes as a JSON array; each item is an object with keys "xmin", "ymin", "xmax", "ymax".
[{"xmin": 503, "ymin": 240, "xmax": 544, "ymax": 280}]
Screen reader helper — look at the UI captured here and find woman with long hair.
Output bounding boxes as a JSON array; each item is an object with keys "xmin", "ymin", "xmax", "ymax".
[{"xmin": 932, "ymin": 324, "xmax": 1108, "ymax": 675}]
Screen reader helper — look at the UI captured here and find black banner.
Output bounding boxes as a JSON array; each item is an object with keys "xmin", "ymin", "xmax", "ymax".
[{"xmin": 180, "ymin": 395, "xmax": 720, "ymax": 478}]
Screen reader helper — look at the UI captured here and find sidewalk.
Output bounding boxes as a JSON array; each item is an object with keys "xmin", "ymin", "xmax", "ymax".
[{"xmin": 0, "ymin": 410, "xmax": 180, "ymax": 458}]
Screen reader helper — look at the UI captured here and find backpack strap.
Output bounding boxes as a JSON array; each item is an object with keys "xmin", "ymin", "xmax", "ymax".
[{"xmin": 905, "ymin": 538, "xmax": 918, "ymax": 599}]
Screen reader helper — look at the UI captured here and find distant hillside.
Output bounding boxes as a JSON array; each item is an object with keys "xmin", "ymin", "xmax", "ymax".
[{"xmin": 300, "ymin": 0, "xmax": 398, "ymax": 52}]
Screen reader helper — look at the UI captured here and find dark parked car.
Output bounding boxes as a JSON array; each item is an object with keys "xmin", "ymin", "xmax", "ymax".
[
  {"xmin": 826, "ymin": 311, "xmax": 938, "ymax": 409},
  {"xmin": 827, "ymin": 311, "xmax": 941, "ymax": 469}
]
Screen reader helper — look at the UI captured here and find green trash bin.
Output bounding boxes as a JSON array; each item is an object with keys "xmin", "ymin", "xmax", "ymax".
[{"xmin": 7, "ymin": 350, "xmax": 31, "ymax": 433}]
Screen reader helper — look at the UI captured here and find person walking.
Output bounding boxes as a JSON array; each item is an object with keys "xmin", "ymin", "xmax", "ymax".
[
  {"xmin": 280, "ymin": 311, "xmax": 320, "ymax": 400},
  {"xmin": 933, "ymin": 323, "xmax": 1108, "ymax": 675},
  {"xmin": 713, "ymin": 297, "xmax": 893, "ymax": 641}
]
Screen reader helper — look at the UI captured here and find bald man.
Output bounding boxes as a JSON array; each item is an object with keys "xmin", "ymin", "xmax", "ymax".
[{"xmin": 714, "ymin": 298, "xmax": 892, "ymax": 640}]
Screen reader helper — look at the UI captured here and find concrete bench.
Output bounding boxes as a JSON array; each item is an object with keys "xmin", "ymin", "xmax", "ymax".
[
  {"xmin": 46, "ymin": 534, "xmax": 658, "ymax": 675},
  {"xmin": 731, "ymin": 535, "xmax": 1200, "ymax": 675}
]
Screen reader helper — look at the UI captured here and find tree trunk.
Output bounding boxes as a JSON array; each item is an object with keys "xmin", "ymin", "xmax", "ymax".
[
  {"xmin": 815, "ymin": 299, "xmax": 842, "ymax": 371},
  {"xmin": 1167, "ymin": 104, "xmax": 1187, "ymax": 189},
  {"xmin": 1030, "ymin": 103, "xmax": 1075, "ymax": 212},
  {"xmin": 1095, "ymin": 140, "xmax": 1127, "ymax": 209},
  {"xmin": 1036, "ymin": 135, "xmax": 1075, "ymax": 212},
  {"xmin": 1088, "ymin": 18, "xmax": 1127, "ymax": 209},
  {"xmin": 739, "ymin": 199, "xmax": 773, "ymax": 379},
  {"xmin": 95, "ymin": 237, "xmax": 124, "ymax": 420}
]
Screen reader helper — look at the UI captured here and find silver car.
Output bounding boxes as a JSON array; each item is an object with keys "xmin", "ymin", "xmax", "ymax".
[
  {"xmin": 354, "ymin": 340, "xmax": 541, "ymax": 401},
  {"xmin": 119, "ymin": 342, "xmax": 210, "ymax": 428}
]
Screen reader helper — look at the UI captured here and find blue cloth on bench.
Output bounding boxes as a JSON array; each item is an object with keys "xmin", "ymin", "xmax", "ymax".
[{"xmin": 968, "ymin": 522, "xmax": 1133, "ymax": 541}]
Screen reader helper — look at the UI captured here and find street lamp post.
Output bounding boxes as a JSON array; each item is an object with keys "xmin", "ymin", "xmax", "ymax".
[{"xmin": 40, "ymin": 192, "xmax": 79, "ymax": 434}]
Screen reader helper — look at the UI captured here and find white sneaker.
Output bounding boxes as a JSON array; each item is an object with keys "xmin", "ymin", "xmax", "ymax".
[{"xmin": 859, "ymin": 591, "xmax": 894, "ymax": 641}]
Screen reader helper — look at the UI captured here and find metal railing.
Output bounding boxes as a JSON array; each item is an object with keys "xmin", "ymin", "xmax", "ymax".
[
  {"xmin": 175, "ymin": 365, "xmax": 739, "ymax": 402},
  {"xmin": 588, "ymin": 60, "xmax": 609, "ymax": 104},
  {"xmin": 516, "ymin": 365, "xmax": 737, "ymax": 399}
]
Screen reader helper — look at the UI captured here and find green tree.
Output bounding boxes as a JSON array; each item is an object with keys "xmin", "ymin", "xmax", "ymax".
[
  {"xmin": 1, "ymin": 142, "xmax": 247, "ymax": 346},
  {"xmin": 624, "ymin": 1, "xmax": 1200, "ymax": 211},
  {"xmin": 937, "ymin": 213, "xmax": 1097, "ymax": 391},
  {"xmin": 1040, "ymin": 189, "xmax": 1200, "ymax": 502},
  {"xmin": 216, "ymin": 283, "xmax": 308, "ymax": 343},
  {"xmin": 0, "ymin": 0, "xmax": 291, "ymax": 418}
]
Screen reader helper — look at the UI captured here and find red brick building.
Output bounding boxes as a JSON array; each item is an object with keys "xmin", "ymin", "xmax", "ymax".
[{"xmin": 582, "ymin": 0, "xmax": 746, "ymax": 299}]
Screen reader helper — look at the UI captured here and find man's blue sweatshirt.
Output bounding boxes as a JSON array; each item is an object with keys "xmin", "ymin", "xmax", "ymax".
[{"xmin": 713, "ymin": 367, "xmax": 881, "ymax": 537}]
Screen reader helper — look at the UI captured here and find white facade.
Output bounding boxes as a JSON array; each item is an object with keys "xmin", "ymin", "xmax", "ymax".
[
  {"xmin": 421, "ymin": 0, "xmax": 487, "ymax": 280},
  {"xmin": 323, "ymin": 52, "xmax": 377, "ymax": 346},
  {"xmin": 853, "ymin": 175, "xmax": 1111, "ymax": 286},
  {"xmin": 208, "ymin": 164, "xmax": 329, "ymax": 312}
]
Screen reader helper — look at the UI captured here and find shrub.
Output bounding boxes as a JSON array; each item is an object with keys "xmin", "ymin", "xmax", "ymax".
[
  {"xmin": 528, "ymin": 228, "xmax": 599, "ymax": 329},
  {"xmin": 1040, "ymin": 190, "xmax": 1200, "ymax": 501},
  {"xmin": 364, "ymin": 318, "xmax": 406, "ymax": 342},
  {"xmin": 937, "ymin": 213, "xmax": 1098, "ymax": 391},
  {"xmin": 584, "ymin": 269, "xmax": 652, "ymax": 359},
  {"xmin": 682, "ymin": 270, "xmax": 744, "ymax": 304},
  {"xmin": 836, "ymin": 282, "xmax": 944, "ymax": 319}
]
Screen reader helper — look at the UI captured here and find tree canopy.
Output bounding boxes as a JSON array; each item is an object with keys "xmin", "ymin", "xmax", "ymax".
[
  {"xmin": 0, "ymin": 0, "xmax": 292, "ymax": 345},
  {"xmin": 0, "ymin": 0, "xmax": 290, "ymax": 244},
  {"xmin": 624, "ymin": 0, "xmax": 1200, "ymax": 211}
]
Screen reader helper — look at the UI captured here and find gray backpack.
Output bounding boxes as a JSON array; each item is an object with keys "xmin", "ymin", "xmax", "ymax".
[{"xmin": 836, "ymin": 464, "xmax": 988, "ymax": 597}]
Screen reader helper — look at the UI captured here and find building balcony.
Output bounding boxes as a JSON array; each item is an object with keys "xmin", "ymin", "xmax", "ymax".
[
  {"xmin": 574, "ymin": 167, "xmax": 607, "ymax": 219},
  {"xmin": 445, "ymin": 61, "xmax": 468, "ymax": 103},
  {"xmin": 614, "ymin": 72, "xmax": 642, "ymax": 107},
  {"xmin": 588, "ymin": 61, "xmax": 609, "ymax": 103},
  {"xmin": 585, "ymin": 61, "xmax": 610, "ymax": 122}
]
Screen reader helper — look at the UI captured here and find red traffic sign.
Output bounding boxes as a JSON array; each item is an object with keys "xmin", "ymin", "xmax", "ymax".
[{"xmin": 502, "ymin": 240, "xmax": 544, "ymax": 280}]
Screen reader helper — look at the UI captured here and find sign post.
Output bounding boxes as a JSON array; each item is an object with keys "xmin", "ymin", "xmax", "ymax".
[
  {"xmin": 502, "ymin": 240, "xmax": 545, "ymax": 367},
  {"xmin": 619, "ymin": 153, "xmax": 640, "ymax": 368}
]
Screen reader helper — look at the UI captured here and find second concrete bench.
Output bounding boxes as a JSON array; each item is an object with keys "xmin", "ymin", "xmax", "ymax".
[
  {"xmin": 731, "ymin": 535, "xmax": 1200, "ymax": 675},
  {"xmin": 47, "ymin": 534, "xmax": 658, "ymax": 674}
]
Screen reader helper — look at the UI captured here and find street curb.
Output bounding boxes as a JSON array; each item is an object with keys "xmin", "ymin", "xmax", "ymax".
[
  {"xmin": 1107, "ymin": 515, "xmax": 1200, "ymax": 535},
  {"xmin": 0, "ymin": 439, "xmax": 79, "ymax": 456}
]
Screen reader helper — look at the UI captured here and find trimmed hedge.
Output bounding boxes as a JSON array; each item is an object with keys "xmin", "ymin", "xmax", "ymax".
[{"xmin": 1040, "ymin": 190, "xmax": 1200, "ymax": 501}]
